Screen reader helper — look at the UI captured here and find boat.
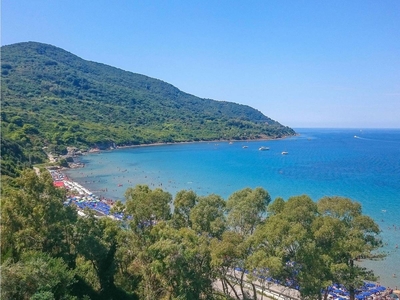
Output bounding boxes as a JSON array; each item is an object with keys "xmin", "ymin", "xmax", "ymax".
[
  {"xmin": 259, "ymin": 147, "xmax": 270, "ymax": 151},
  {"xmin": 242, "ymin": 146, "xmax": 248, "ymax": 149},
  {"xmin": 281, "ymin": 151, "xmax": 288, "ymax": 155}
]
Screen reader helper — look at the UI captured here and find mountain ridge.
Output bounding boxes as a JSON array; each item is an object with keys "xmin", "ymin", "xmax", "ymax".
[{"xmin": 1, "ymin": 41, "xmax": 295, "ymax": 176}]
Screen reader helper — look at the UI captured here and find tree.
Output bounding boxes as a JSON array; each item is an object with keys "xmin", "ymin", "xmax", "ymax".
[
  {"xmin": 248, "ymin": 195, "xmax": 317, "ymax": 299},
  {"xmin": 214, "ymin": 187, "xmax": 271, "ymax": 299},
  {"xmin": 171, "ymin": 189, "xmax": 198, "ymax": 229},
  {"xmin": 316, "ymin": 196, "xmax": 382, "ymax": 300},
  {"xmin": 0, "ymin": 169, "xmax": 77, "ymax": 266},
  {"xmin": 210, "ymin": 231, "xmax": 247, "ymax": 300},
  {"xmin": 266, "ymin": 197, "xmax": 285, "ymax": 216},
  {"xmin": 249, "ymin": 195, "xmax": 383, "ymax": 300},
  {"xmin": 75, "ymin": 213, "xmax": 121, "ymax": 298},
  {"xmin": 226, "ymin": 187, "xmax": 271, "ymax": 236},
  {"xmin": 1, "ymin": 251, "xmax": 76, "ymax": 300},
  {"xmin": 145, "ymin": 223, "xmax": 213, "ymax": 299},
  {"xmin": 190, "ymin": 194, "xmax": 226, "ymax": 239},
  {"xmin": 124, "ymin": 185, "xmax": 172, "ymax": 234},
  {"xmin": 118, "ymin": 218, "xmax": 213, "ymax": 299}
]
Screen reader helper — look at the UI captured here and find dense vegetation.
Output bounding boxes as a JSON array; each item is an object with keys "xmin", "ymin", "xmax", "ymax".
[
  {"xmin": 1, "ymin": 170, "xmax": 382, "ymax": 300},
  {"xmin": 1, "ymin": 41, "xmax": 295, "ymax": 176},
  {"xmin": 0, "ymin": 42, "xmax": 384, "ymax": 300}
]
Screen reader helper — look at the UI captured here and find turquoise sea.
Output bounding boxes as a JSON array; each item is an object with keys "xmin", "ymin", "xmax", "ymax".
[{"xmin": 64, "ymin": 128, "xmax": 400, "ymax": 287}]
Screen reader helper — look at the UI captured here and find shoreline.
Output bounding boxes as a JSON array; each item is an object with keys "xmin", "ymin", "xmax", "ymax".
[
  {"xmin": 62, "ymin": 134, "xmax": 299, "ymax": 169},
  {"xmin": 50, "ymin": 169, "xmax": 122, "ymax": 219},
  {"xmin": 54, "ymin": 134, "xmax": 397, "ymax": 287},
  {"xmin": 87, "ymin": 133, "xmax": 299, "ymax": 154},
  {"xmin": 49, "ymin": 167, "xmax": 399, "ymax": 297},
  {"xmin": 60, "ymin": 129, "xmax": 400, "ymax": 289}
]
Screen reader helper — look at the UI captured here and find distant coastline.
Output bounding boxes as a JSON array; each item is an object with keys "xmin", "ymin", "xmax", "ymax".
[
  {"xmin": 87, "ymin": 134, "xmax": 298, "ymax": 154},
  {"xmin": 66, "ymin": 135, "xmax": 297, "ymax": 170}
]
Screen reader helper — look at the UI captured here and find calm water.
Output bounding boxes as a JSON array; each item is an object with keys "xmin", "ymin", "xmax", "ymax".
[{"xmin": 65, "ymin": 128, "xmax": 400, "ymax": 287}]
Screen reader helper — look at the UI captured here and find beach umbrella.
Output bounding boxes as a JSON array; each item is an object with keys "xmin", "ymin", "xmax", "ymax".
[{"xmin": 365, "ymin": 283, "xmax": 376, "ymax": 288}]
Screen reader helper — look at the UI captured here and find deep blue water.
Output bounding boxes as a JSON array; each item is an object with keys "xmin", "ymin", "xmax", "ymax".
[{"xmin": 65, "ymin": 128, "xmax": 400, "ymax": 287}]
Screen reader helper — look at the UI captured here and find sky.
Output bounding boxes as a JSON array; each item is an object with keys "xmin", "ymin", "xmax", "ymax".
[{"xmin": 2, "ymin": 0, "xmax": 399, "ymax": 128}]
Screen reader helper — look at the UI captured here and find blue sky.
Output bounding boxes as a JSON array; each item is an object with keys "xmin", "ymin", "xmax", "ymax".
[{"xmin": 2, "ymin": 0, "xmax": 399, "ymax": 128}]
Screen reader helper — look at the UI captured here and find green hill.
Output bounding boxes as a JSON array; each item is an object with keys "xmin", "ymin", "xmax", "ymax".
[{"xmin": 1, "ymin": 41, "xmax": 295, "ymax": 175}]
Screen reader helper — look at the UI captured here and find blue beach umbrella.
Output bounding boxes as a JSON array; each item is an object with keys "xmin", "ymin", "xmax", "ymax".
[{"xmin": 365, "ymin": 283, "xmax": 376, "ymax": 288}]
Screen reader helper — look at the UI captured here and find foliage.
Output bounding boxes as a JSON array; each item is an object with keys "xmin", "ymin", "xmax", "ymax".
[
  {"xmin": 171, "ymin": 189, "xmax": 198, "ymax": 229},
  {"xmin": 190, "ymin": 194, "xmax": 227, "ymax": 239},
  {"xmin": 0, "ymin": 137, "xmax": 30, "ymax": 177},
  {"xmin": 249, "ymin": 195, "xmax": 383, "ymax": 300},
  {"xmin": 226, "ymin": 187, "xmax": 271, "ymax": 236},
  {"xmin": 124, "ymin": 184, "xmax": 172, "ymax": 233},
  {"xmin": 1, "ymin": 251, "xmax": 76, "ymax": 300},
  {"xmin": 0, "ymin": 169, "xmax": 76, "ymax": 263},
  {"xmin": 75, "ymin": 214, "xmax": 121, "ymax": 298},
  {"xmin": 1, "ymin": 41, "xmax": 296, "ymax": 176},
  {"xmin": 0, "ymin": 170, "xmax": 383, "ymax": 300}
]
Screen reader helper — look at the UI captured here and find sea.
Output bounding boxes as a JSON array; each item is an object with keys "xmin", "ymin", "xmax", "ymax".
[{"xmin": 64, "ymin": 128, "xmax": 400, "ymax": 288}]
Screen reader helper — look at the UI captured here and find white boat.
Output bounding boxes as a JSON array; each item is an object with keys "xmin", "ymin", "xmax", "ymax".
[
  {"xmin": 281, "ymin": 151, "xmax": 288, "ymax": 155},
  {"xmin": 242, "ymin": 146, "xmax": 248, "ymax": 149},
  {"xmin": 259, "ymin": 147, "xmax": 270, "ymax": 151}
]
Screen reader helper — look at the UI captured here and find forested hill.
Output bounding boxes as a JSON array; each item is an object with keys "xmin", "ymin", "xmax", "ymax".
[{"xmin": 0, "ymin": 41, "xmax": 295, "ymax": 176}]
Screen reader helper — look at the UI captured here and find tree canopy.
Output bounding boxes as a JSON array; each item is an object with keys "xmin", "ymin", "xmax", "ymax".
[{"xmin": 0, "ymin": 171, "xmax": 383, "ymax": 300}]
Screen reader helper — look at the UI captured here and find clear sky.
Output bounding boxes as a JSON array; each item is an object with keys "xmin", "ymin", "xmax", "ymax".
[{"xmin": 2, "ymin": 0, "xmax": 399, "ymax": 128}]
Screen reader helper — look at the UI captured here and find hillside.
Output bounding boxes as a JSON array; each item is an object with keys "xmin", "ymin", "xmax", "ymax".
[{"xmin": 1, "ymin": 41, "xmax": 295, "ymax": 175}]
